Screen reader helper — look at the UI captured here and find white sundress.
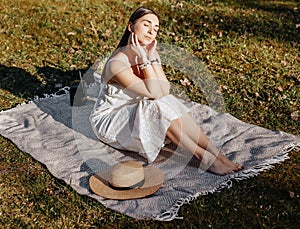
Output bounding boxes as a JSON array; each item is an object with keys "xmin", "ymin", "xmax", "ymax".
[{"xmin": 90, "ymin": 62, "xmax": 191, "ymax": 163}]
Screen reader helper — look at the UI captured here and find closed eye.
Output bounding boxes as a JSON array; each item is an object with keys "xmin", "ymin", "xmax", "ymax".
[{"xmin": 142, "ymin": 19, "xmax": 159, "ymax": 32}]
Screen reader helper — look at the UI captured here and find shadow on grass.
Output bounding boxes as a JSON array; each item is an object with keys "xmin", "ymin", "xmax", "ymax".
[
  {"xmin": 219, "ymin": 0, "xmax": 300, "ymax": 42},
  {"xmin": 172, "ymin": 0, "xmax": 299, "ymax": 43},
  {"xmin": 233, "ymin": 0, "xmax": 300, "ymax": 14},
  {"xmin": 0, "ymin": 64, "xmax": 93, "ymax": 99}
]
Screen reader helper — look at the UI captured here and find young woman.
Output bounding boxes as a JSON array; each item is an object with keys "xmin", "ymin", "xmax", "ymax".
[{"xmin": 90, "ymin": 7, "xmax": 243, "ymax": 175}]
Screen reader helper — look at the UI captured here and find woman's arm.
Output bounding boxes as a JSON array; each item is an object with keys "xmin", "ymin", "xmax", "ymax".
[
  {"xmin": 107, "ymin": 34, "xmax": 169, "ymax": 99},
  {"xmin": 149, "ymin": 50, "xmax": 170, "ymax": 95},
  {"xmin": 141, "ymin": 60, "xmax": 170, "ymax": 96},
  {"xmin": 146, "ymin": 40, "xmax": 170, "ymax": 95},
  {"xmin": 107, "ymin": 58, "xmax": 166, "ymax": 99}
]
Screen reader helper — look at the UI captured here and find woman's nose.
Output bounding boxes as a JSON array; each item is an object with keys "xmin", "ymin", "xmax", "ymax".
[{"xmin": 148, "ymin": 26, "xmax": 153, "ymax": 34}]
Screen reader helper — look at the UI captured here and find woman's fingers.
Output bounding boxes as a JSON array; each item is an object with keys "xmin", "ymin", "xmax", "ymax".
[
  {"xmin": 150, "ymin": 40, "xmax": 157, "ymax": 51},
  {"xmin": 128, "ymin": 33, "xmax": 148, "ymax": 62},
  {"xmin": 134, "ymin": 34, "xmax": 140, "ymax": 47},
  {"xmin": 152, "ymin": 39, "xmax": 157, "ymax": 47},
  {"xmin": 131, "ymin": 33, "xmax": 135, "ymax": 45},
  {"xmin": 147, "ymin": 39, "xmax": 157, "ymax": 60},
  {"xmin": 130, "ymin": 33, "xmax": 140, "ymax": 48}
]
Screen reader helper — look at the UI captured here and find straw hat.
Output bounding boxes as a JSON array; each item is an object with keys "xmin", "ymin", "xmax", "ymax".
[{"xmin": 89, "ymin": 160, "xmax": 164, "ymax": 200}]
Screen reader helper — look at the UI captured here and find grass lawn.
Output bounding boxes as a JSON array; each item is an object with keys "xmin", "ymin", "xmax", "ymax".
[{"xmin": 0, "ymin": 0, "xmax": 299, "ymax": 228}]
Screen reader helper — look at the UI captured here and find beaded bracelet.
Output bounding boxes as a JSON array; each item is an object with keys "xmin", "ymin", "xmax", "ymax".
[
  {"xmin": 150, "ymin": 58, "xmax": 160, "ymax": 64},
  {"xmin": 139, "ymin": 61, "xmax": 151, "ymax": 70}
]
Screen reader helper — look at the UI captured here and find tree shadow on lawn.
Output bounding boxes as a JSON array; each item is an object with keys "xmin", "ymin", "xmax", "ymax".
[
  {"xmin": 222, "ymin": 0, "xmax": 300, "ymax": 42},
  {"xmin": 183, "ymin": 0, "xmax": 300, "ymax": 43},
  {"xmin": 232, "ymin": 0, "xmax": 300, "ymax": 14},
  {"xmin": 0, "ymin": 64, "xmax": 93, "ymax": 100}
]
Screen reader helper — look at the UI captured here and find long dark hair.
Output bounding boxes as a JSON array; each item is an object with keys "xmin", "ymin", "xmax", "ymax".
[{"xmin": 117, "ymin": 7, "xmax": 159, "ymax": 49}]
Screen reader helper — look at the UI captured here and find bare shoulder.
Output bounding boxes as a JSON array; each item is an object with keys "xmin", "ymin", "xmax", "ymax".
[
  {"xmin": 104, "ymin": 51, "xmax": 145, "ymax": 88},
  {"xmin": 103, "ymin": 51, "xmax": 131, "ymax": 82},
  {"xmin": 108, "ymin": 51, "xmax": 131, "ymax": 67}
]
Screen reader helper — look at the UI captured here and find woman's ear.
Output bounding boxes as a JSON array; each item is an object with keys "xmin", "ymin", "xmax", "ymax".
[{"xmin": 128, "ymin": 22, "xmax": 134, "ymax": 32}]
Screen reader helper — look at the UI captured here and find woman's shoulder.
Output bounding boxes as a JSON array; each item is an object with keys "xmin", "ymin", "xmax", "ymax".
[
  {"xmin": 103, "ymin": 51, "xmax": 131, "ymax": 81},
  {"xmin": 108, "ymin": 51, "xmax": 130, "ymax": 66}
]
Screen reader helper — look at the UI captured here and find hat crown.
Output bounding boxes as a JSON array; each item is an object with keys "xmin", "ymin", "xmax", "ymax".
[
  {"xmin": 90, "ymin": 160, "xmax": 164, "ymax": 200},
  {"xmin": 110, "ymin": 161, "xmax": 145, "ymax": 188}
]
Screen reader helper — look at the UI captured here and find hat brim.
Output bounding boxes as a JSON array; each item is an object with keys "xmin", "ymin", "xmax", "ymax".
[{"xmin": 89, "ymin": 166, "xmax": 164, "ymax": 200}]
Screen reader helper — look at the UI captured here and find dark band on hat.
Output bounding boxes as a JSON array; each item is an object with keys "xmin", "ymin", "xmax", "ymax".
[{"xmin": 109, "ymin": 178, "xmax": 145, "ymax": 190}]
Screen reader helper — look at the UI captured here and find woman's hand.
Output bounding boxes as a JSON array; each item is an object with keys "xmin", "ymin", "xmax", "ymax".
[
  {"xmin": 128, "ymin": 33, "xmax": 148, "ymax": 64},
  {"xmin": 147, "ymin": 39, "xmax": 157, "ymax": 61}
]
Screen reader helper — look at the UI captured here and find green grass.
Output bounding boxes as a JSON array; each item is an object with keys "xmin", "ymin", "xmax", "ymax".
[{"xmin": 0, "ymin": 0, "xmax": 299, "ymax": 228}]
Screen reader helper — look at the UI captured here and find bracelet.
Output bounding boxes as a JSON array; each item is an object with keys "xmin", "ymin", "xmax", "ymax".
[
  {"xmin": 139, "ymin": 61, "xmax": 150, "ymax": 70},
  {"xmin": 150, "ymin": 58, "xmax": 160, "ymax": 64}
]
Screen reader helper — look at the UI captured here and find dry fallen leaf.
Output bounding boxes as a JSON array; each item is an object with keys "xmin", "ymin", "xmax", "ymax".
[
  {"xmin": 289, "ymin": 191, "xmax": 295, "ymax": 198},
  {"xmin": 180, "ymin": 78, "xmax": 191, "ymax": 86},
  {"xmin": 277, "ymin": 86, "xmax": 284, "ymax": 92},
  {"xmin": 67, "ymin": 32, "xmax": 76, "ymax": 36},
  {"xmin": 290, "ymin": 111, "xmax": 299, "ymax": 121}
]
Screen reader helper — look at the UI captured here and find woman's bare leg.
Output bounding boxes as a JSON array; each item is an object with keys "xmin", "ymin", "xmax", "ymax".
[
  {"xmin": 166, "ymin": 113, "xmax": 243, "ymax": 175},
  {"xmin": 178, "ymin": 113, "xmax": 243, "ymax": 170}
]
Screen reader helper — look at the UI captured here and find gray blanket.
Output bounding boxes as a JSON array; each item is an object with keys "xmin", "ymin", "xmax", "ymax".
[{"xmin": 0, "ymin": 84, "xmax": 299, "ymax": 221}]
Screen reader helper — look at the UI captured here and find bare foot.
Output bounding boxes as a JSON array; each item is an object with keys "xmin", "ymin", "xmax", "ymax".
[
  {"xmin": 206, "ymin": 146, "xmax": 243, "ymax": 172},
  {"xmin": 207, "ymin": 158, "xmax": 235, "ymax": 175},
  {"xmin": 200, "ymin": 151, "xmax": 241, "ymax": 175},
  {"xmin": 217, "ymin": 153, "xmax": 243, "ymax": 172}
]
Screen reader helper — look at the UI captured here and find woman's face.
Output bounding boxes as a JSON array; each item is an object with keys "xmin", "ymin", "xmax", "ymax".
[{"xmin": 130, "ymin": 14, "xmax": 159, "ymax": 46}]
